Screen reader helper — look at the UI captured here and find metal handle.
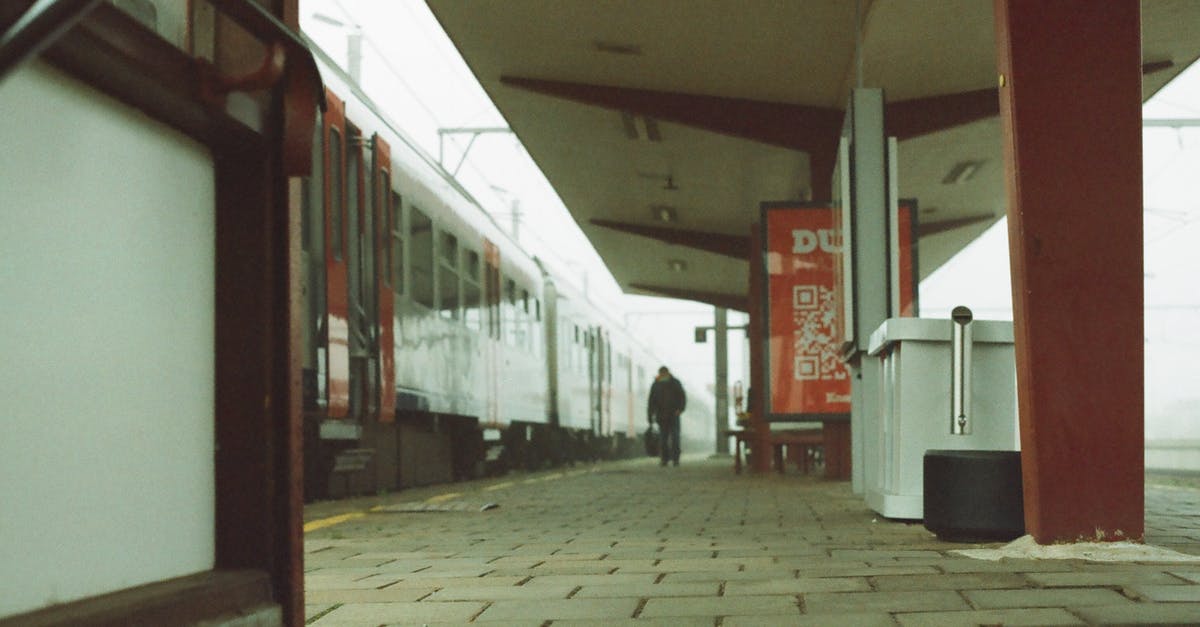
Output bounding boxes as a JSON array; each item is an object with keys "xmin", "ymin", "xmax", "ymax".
[{"xmin": 951, "ymin": 306, "xmax": 973, "ymax": 435}]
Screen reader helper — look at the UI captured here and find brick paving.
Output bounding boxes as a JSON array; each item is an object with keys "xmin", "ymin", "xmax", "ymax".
[{"xmin": 303, "ymin": 457, "xmax": 1200, "ymax": 625}]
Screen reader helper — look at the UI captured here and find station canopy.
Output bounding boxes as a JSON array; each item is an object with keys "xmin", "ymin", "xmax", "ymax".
[{"xmin": 427, "ymin": 0, "xmax": 1200, "ymax": 311}]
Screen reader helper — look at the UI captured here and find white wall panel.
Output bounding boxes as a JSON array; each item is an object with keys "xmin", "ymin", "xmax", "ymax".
[{"xmin": 0, "ymin": 63, "xmax": 216, "ymax": 618}]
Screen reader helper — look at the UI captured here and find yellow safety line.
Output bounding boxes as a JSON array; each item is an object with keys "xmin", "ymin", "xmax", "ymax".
[
  {"xmin": 305, "ymin": 470, "xmax": 581, "ymax": 532},
  {"xmin": 425, "ymin": 492, "xmax": 462, "ymax": 504},
  {"xmin": 303, "ymin": 512, "xmax": 366, "ymax": 533}
]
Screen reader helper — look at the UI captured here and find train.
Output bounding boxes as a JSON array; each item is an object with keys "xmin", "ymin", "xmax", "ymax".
[{"xmin": 299, "ymin": 38, "xmax": 715, "ymax": 499}]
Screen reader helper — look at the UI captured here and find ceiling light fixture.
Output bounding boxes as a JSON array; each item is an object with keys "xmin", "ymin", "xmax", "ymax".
[
  {"xmin": 942, "ymin": 160, "xmax": 984, "ymax": 185},
  {"xmin": 642, "ymin": 117, "xmax": 661, "ymax": 142},
  {"xmin": 650, "ymin": 205, "xmax": 677, "ymax": 223},
  {"xmin": 621, "ymin": 112, "xmax": 638, "ymax": 140},
  {"xmin": 619, "ymin": 112, "xmax": 662, "ymax": 142},
  {"xmin": 667, "ymin": 259, "xmax": 687, "ymax": 272}
]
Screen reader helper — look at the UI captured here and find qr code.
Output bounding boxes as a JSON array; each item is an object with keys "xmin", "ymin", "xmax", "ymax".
[{"xmin": 792, "ymin": 284, "xmax": 845, "ymax": 381}]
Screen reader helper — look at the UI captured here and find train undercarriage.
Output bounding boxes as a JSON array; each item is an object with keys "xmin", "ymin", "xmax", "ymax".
[{"xmin": 303, "ymin": 412, "xmax": 644, "ymax": 501}]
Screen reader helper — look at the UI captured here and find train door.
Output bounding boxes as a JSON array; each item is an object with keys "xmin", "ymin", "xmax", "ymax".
[
  {"xmin": 587, "ymin": 327, "xmax": 600, "ymax": 434},
  {"xmin": 603, "ymin": 333, "xmax": 613, "ymax": 435},
  {"xmin": 596, "ymin": 329, "xmax": 610, "ymax": 435},
  {"xmin": 344, "ymin": 122, "xmax": 377, "ymax": 422},
  {"xmin": 301, "ymin": 109, "xmax": 326, "ymax": 412},
  {"xmin": 542, "ymin": 278, "xmax": 560, "ymax": 426},
  {"xmin": 372, "ymin": 134, "xmax": 396, "ymax": 423},
  {"xmin": 322, "ymin": 90, "xmax": 350, "ymax": 418},
  {"xmin": 483, "ymin": 240, "xmax": 501, "ymax": 426}
]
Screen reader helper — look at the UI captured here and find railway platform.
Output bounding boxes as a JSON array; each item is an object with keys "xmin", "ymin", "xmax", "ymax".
[{"xmin": 302, "ymin": 458, "xmax": 1200, "ymax": 626}]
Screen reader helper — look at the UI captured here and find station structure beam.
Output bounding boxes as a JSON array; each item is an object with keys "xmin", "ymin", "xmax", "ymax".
[
  {"xmin": 500, "ymin": 76, "xmax": 1032, "ymax": 202},
  {"xmin": 628, "ymin": 283, "xmax": 748, "ymax": 313},
  {"xmin": 994, "ymin": 0, "xmax": 1144, "ymax": 543},
  {"xmin": 501, "ymin": 74, "xmax": 843, "ymax": 200},
  {"xmin": 590, "ymin": 219, "xmax": 748, "ymax": 260}
]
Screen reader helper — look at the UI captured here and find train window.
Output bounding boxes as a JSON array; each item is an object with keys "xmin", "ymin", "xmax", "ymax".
[
  {"xmin": 346, "ymin": 129, "xmax": 366, "ymax": 316},
  {"xmin": 409, "ymin": 207, "xmax": 434, "ymax": 309},
  {"xmin": 438, "ymin": 231, "xmax": 459, "ymax": 320},
  {"xmin": 390, "ymin": 192, "xmax": 403, "ymax": 292},
  {"xmin": 302, "ymin": 120, "xmax": 326, "ymax": 374},
  {"xmin": 329, "ymin": 128, "xmax": 344, "ymax": 260},
  {"xmin": 535, "ymin": 299, "xmax": 544, "ymax": 355},
  {"xmin": 462, "ymin": 250, "xmax": 481, "ymax": 331},
  {"xmin": 503, "ymin": 278, "xmax": 518, "ymax": 345},
  {"xmin": 486, "ymin": 260, "xmax": 501, "ymax": 340},
  {"xmin": 440, "ymin": 231, "xmax": 458, "ymax": 264},
  {"xmin": 464, "ymin": 249, "xmax": 481, "ymax": 281},
  {"xmin": 514, "ymin": 288, "xmax": 528, "ymax": 351}
]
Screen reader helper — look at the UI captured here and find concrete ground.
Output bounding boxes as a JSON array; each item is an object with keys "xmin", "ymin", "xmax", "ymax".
[{"xmin": 303, "ymin": 456, "xmax": 1200, "ymax": 626}]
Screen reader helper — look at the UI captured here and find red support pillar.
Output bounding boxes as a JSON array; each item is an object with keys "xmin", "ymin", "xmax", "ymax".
[{"xmin": 994, "ymin": 0, "xmax": 1144, "ymax": 543}]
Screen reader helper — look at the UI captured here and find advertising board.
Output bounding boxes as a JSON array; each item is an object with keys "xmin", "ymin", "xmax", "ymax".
[{"xmin": 761, "ymin": 202, "xmax": 916, "ymax": 420}]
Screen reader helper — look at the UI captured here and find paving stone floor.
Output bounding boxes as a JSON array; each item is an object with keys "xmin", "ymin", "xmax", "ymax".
[{"xmin": 303, "ymin": 457, "xmax": 1200, "ymax": 626}]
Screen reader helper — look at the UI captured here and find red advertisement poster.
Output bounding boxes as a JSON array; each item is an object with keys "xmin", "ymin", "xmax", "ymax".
[
  {"xmin": 762, "ymin": 203, "xmax": 916, "ymax": 420},
  {"xmin": 763, "ymin": 205, "xmax": 850, "ymax": 418}
]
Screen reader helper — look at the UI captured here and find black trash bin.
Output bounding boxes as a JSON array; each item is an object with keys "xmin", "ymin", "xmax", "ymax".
[{"xmin": 924, "ymin": 449, "xmax": 1024, "ymax": 542}]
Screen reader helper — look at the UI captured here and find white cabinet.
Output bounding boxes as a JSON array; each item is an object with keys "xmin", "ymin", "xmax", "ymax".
[{"xmin": 864, "ymin": 316, "xmax": 1018, "ymax": 519}]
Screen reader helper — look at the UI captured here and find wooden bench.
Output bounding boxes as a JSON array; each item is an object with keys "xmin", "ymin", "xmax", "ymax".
[{"xmin": 725, "ymin": 428, "xmax": 823, "ymax": 475}]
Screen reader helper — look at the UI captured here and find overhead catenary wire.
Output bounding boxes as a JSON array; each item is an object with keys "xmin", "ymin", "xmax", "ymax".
[{"xmin": 320, "ymin": 1, "xmax": 513, "ymax": 210}]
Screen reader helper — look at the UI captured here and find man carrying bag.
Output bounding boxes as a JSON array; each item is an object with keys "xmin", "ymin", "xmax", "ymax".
[{"xmin": 647, "ymin": 366, "xmax": 686, "ymax": 466}]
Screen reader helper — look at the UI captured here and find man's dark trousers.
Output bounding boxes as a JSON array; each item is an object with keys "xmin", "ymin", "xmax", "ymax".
[{"xmin": 659, "ymin": 413, "xmax": 680, "ymax": 466}]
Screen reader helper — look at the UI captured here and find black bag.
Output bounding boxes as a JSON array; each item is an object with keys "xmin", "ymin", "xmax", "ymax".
[{"xmin": 644, "ymin": 424, "xmax": 660, "ymax": 457}]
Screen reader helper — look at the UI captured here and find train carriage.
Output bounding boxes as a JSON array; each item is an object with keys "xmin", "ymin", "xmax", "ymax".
[{"xmin": 300, "ymin": 37, "xmax": 714, "ymax": 499}]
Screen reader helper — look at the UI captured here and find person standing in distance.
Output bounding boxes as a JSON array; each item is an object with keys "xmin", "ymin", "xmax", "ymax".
[{"xmin": 648, "ymin": 366, "xmax": 686, "ymax": 466}]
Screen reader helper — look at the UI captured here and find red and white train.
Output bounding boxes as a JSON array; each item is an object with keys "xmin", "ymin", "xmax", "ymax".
[{"xmin": 300, "ymin": 39, "xmax": 714, "ymax": 499}]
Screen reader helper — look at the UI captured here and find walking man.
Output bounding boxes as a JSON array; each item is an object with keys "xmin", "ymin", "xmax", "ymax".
[{"xmin": 648, "ymin": 366, "xmax": 686, "ymax": 466}]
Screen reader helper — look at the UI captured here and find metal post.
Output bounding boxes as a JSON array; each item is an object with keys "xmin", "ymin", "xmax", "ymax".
[
  {"xmin": 846, "ymin": 88, "xmax": 888, "ymax": 490},
  {"xmin": 714, "ymin": 307, "xmax": 729, "ymax": 454}
]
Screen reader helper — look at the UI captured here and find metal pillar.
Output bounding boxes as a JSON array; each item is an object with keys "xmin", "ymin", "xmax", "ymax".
[
  {"xmin": 994, "ymin": 0, "xmax": 1144, "ymax": 543},
  {"xmin": 844, "ymin": 89, "xmax": 889, "ymax": 491},
  {"xmin": 748, "ymin": 224, "xmax": 771, "ymax": 473},
  {"xmin": 714, "ymin": 307, "xmax": 730, "ymax": 454}
]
